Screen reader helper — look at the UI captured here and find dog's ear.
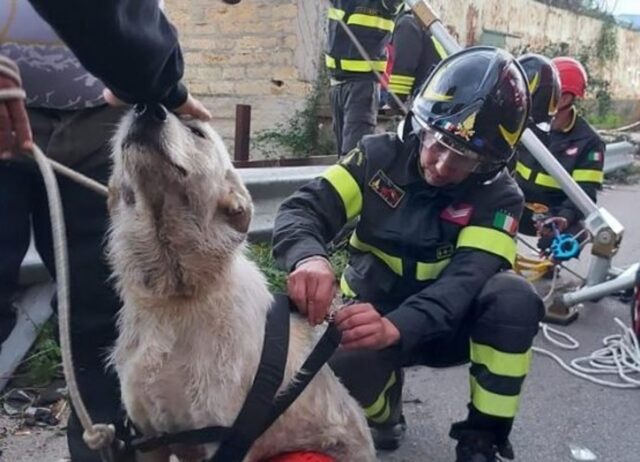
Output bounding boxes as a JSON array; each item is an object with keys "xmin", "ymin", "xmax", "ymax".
[{"xmin": 218, "ymin": 169, "xmax": 252, "ymax": 234}]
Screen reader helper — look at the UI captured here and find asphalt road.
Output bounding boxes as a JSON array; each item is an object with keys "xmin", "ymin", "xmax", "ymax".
[{"xmin": 1, "ymin": 182, "xmax": 639, "ymax": 462}]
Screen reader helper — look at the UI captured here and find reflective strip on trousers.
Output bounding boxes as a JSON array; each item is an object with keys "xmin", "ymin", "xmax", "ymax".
[
  {"xmin": 321, "ymin": 165, "xmax": 363, "ymax": 222},
  {"xmin": 470, "ymin": 342, "xmax": 532, "ymax": 378},
  {"xmin": 364, "ymin": 371, "xmax": 397, "ymax": 423},
  {"xmin": 469, "ymin": 376, "xmax": 521, "ymax": 418}
]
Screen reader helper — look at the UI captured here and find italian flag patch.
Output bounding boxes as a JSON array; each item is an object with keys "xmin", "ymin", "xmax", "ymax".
[
  {"xmin": 589, "ymin": 151, "xmax": 603, "ymax": 162},
  {"xmin": 493, "ymin": 211, "xmax": 518, "ymax": 235}
]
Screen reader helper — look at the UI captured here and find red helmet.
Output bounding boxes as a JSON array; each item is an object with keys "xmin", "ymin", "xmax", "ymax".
[{"xmin": 551, "ymin": 57, "xmax": 588, "ymax": 98}]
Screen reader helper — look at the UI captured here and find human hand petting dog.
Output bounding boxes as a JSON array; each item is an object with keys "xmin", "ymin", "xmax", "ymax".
[
  {"xmin": 103, "ymin": 88, "xmax": 212, "ymax": 120},
  {"xmin": 334, "ymin": 303, "xmax": 401, "ymax": 350},
  {"xmin": 288, "ymin": 257, "xmax": 337, "ymax": 326}
]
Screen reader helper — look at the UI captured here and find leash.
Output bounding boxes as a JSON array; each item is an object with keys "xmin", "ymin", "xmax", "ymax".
[{"xmin": 26, "ymin": 143, "xmax": 118, "ymax": 460}]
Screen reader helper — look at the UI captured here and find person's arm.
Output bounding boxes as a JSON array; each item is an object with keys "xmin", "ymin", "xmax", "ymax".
[
  {"xmin": 386, "ymin": 183, "xmax": 523, "ymax": 355},
  {"xmin": 554, "ymin": 137, "xmax": 605, "ymax": 226},
  {"xmin": 28, "ymin": 0, "xmax": 186, "ymax": 109},
  {"xmin": 272, "ymin": 147, "xmax": 367, "ymax": 325},
  {"xmin": 387, "ymin": 15, "xmax": 422, "ymax": 104},
  {"xmin": 272, "ymin": 147, "xmax": 367, "ymax": 272}
]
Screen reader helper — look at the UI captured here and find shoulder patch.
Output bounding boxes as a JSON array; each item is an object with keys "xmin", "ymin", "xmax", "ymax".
[
  {"xmin": 492, "ymin": 209, "xmax": 519, "ymax": 235},
  {"xmin": 588, "ymin": 151, "xmax": 603, "ymax": 162},
  {"xmin": 440, "ymin": 203, "xmax": 474, "ymax": 226},
  {"xmin": 369, "ymin": 170, "xmax": 404, "ymax": 208}
]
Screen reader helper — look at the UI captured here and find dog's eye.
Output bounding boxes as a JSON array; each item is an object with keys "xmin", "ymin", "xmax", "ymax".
[{"xmin": 188, "ymin": 126, "xmax": 206, "ymax": 139}]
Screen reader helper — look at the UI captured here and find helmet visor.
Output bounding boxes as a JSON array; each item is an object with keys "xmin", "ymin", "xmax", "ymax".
[{"xmin": 412, "ymin": 116, "xmax": 503, "ymax": 173}]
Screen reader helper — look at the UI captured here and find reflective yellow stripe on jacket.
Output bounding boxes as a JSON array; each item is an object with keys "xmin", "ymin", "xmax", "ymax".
[
  {"xmin": 388, "ymin": 74, "xmax": 415, "ymax": 95},
  {"xmin": 321, "ymin": 165, "xmax": 363, "ymax": 222},
  {"xmin": 515, "ymin": 161, "xmax": 531, "ymax": 180},
  {"xmin": 325, "ymin": 55, "xmax": 387, "ymax": 72},
  {"xmin": 328, "ymin": 8, "xmax": 395, "ymax": 32},
  {"xmin": 457, "ymin": 226, "xmax": 517, "ymax": 266},
  {"xmin": 573, "ymin": 169, "xmax": 603, "ymax": 184},
  {"xmin": 350, "ymin": 233, "xmax": 403, "ymax": 276}
]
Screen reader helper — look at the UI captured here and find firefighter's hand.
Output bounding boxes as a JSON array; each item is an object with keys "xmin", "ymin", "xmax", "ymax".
[
  {"xmin": 0, "ymin": 74, "xmax": 32, "ymax": 159},
  {"xmin": 103, "ymin": 88, "xmax": 212, "ymax": 121},
  {"xmin": 288, "ymin": 257, "xmax": 336, "ymax": 326},
  {"xmin": 334, "ymin": 303, "xmax": 400, "ymax": 350},
  {"xmin": 536, "ymin": 216, "xmax": 568, "ymax": 238}
]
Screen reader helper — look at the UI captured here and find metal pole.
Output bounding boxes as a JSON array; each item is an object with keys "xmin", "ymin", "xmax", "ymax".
[
  {"xmin": 562, "ymin": 263, "xmax": 639, "ymax": 307},
  {"xmin": 234, "ymin": 104, "xmax": 251, "ymax": 162}
]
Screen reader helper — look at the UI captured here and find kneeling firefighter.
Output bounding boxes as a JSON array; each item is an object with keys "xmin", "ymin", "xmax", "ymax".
[
  {"xmin": 515, "ymin": 55, "xmax": 605, "ymax": 254},
  {"xmin": 272, "ymin": 46, "xmax": 545, "ymax": 462}
]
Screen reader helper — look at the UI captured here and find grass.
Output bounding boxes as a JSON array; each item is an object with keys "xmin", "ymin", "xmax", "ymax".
[{"xmin": 19, "ymin": 321, "xmax": 61, "ymax": 388}]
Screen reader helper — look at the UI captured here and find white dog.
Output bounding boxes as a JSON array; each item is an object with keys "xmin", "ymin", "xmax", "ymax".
[{"xmin": 106, "ymin": 105, "xmax": 376, "ymax": 462}]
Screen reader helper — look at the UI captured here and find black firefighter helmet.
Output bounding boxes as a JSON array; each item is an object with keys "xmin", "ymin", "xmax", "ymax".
[
  {"xmin": 410, "ymin": 46, "xmax": 530, "ymax": 171},
  {"xmin": 518, "ymin": 53, "xmax": 560, "ymax": 129}
]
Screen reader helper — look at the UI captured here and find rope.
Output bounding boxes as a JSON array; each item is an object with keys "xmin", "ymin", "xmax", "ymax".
[
  {"xmin": 534, "ymin": 318, "xmax": 640, "ymax": 389},
  {"xmin": 28, "ymin": 144, "xmax": 115, "ymax": 458}
]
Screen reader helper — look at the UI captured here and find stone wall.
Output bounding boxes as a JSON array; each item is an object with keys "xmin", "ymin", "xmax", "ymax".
[{"xmin": 166, "ymin": 0, "xmax": 640, "ymax": 157}]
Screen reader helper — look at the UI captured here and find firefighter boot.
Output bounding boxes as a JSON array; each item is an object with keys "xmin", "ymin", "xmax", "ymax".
[{"xmin": 450, "ymin": 423, "xmax": 514, "ymax": 462}]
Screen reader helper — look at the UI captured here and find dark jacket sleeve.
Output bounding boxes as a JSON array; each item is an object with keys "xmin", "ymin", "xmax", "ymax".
[
  {"xmin": 386, "ymin": 175, "xmax": 523, "ymax": 354},
  {"xmin": 387, "ymin": 15, "xmax": 423, "ymax": 102},
  {"xmin": 272, "ymin": 148, "xmax": 367, "ymax": 272},
  {"xmin": 556, "ymin": 137, "xmax": 605, "ymax": 225},
  {"xmin": 28, "ymin": 0, "xmax": 187, "ymax": 109}
]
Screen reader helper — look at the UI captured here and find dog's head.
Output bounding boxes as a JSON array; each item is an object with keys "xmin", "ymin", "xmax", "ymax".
[{"xmin": 108, "ymin": 104, "xmax": 252, "ymax": 300}]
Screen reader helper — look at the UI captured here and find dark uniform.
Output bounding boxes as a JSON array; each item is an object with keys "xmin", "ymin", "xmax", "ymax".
[
  {"xmin": 516, "ymin": 109, "xmax": 605, "ymax": 239},
  {"xmin": 273, "ymin": 133, "xmax": 544, "ymax": 445},
  {"xmin": 387, "ymin": 12, "xmax": 446, "ymax": 105},
  {"xmin": 326, "ymin": 0, "xmax": 402, "ymax": 156}
]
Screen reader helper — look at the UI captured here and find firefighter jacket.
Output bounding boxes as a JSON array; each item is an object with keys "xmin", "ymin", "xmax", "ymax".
[
  {"xmin": 515, "ymin": 109, "xmax": 605, "ymax": 226},
  {"xmin": 273, "ymin": 133, "xmax": 524, "ymax": 356},
  {"xmin": 387, "ymin": 12, "xmax": 446, "ymax": 102},
  {"xmin": 326, "ymin": 0, "xmax": 403, "ymax": 81}
]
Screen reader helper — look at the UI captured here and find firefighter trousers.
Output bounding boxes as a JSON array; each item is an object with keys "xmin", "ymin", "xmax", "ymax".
[{"xmin": 329, "ymin": 271, "xmax": 544, "ymax": 442}]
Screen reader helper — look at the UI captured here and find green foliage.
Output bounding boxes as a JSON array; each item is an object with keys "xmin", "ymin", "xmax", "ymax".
[
  {"xmin": 585, "ymin": 111, "xmax": 622, "ymax": 129},
  {"xmin": 22, "ymin": 322, "xmax": 61, "ymax": 387},
  {"xmin": 247, "ymin": 243, "xmax": 350, "ymax": 294},
  {"xmin": 253, "ymin": 66, "xmax": 334, "ymax": 159},
  {"xmin": 513, "ymin": 20, "xmax": 618, "ymax": 120}
]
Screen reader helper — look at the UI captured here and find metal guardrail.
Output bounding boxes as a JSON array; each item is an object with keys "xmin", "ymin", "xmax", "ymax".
[{"xmin": 603, "ymin": 142, "xmax": 635, "ymax": 174}]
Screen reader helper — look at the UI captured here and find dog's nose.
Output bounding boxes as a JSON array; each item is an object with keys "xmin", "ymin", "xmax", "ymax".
[{"xmin": 133, "ymin": 103, "xmax": 168, "ymax": 122}]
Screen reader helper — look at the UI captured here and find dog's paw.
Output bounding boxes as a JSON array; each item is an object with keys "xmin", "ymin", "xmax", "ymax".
[{"xmin": 219, "ymin": 169, "xmax": 253, "ymax": 234}]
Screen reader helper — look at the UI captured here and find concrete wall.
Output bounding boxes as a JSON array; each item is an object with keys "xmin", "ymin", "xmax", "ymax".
[{"xmin": 166, "ymin": 0, "xmax": 640, "ymax": 157}]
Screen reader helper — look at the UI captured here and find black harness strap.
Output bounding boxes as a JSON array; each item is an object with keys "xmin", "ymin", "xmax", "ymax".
[
  {"xmin": 123, "ymin": 295, "xmax": 342, "ymax": 462},
  {"xmin": 262, "ymin": 322, "xmax": 342, "ymax": 433},
  {"xmin": 209, "ymin": 293, "xmax": 291, "ymax": 462}
]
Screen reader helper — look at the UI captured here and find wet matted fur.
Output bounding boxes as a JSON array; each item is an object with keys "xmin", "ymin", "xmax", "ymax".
[{"xmin": 106, "ymin": 109, "xmax": 375, "ymax": 462}]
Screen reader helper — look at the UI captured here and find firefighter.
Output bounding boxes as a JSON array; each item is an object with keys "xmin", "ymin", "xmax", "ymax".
[
  {"xmin": 515, "ymin": 56, "xmax": 605, "ymax": 252},
  {"xmin": 326, "ymin": 0, "xmax": 403, "ymax": 157},
  {"xmin": 386, "ymin": 8, "xmax": 447, "ymax": 109},
  {"xmin": 273, "ymin": 47, "xmax": 545, "ymax": 461}
]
